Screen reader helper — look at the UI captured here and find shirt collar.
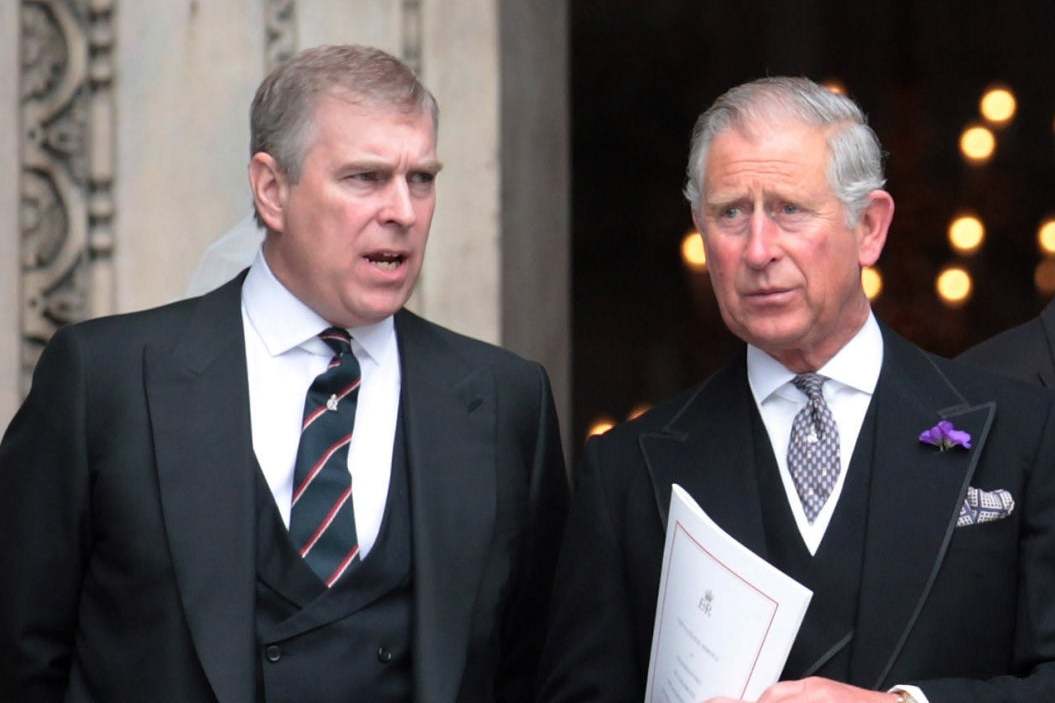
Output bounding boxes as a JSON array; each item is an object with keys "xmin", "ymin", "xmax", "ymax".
[
  {"xmin": 242, "ymin": 250, "xmax": 395, "ymax": 364},
  {"xmin": 747, "ymin": 311, "xmax": 884, "ymax": 404}
]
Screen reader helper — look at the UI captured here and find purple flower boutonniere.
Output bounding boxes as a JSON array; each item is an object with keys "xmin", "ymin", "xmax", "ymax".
[{"xmin": 919, "ymin": 420, "xmax": 972, "ymax": 451}]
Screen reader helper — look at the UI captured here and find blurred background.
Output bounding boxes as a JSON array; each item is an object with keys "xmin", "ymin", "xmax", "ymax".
[
  {"xmin": 572, "ymin": 0, "xmax": 1055, "ymax": 459},
  {"xmin": 4, "ymin": 1, "xmax": 1055, "ymax": 466}
]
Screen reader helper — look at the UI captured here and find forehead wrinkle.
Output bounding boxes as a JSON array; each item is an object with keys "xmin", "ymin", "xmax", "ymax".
[
  {"xmin": 320, "ymin": 130, "xmax": 436, "ymax": 175},
  {"xmin": 704, "ymin": 122, "xmax": 834, "ymax": 207},
  {"xmin": 708, "ymin": 160, "xmax": 827, "ymax": 202},
  {"xmin": 717, "ymin": 154, "xmax": 811, "ymax": 181},
  {"xmin": 706, "ymin": 172, "xmax": 812, "ymax": 205},
  {"xmin": 709, "ymin": 118, "xmax": 830, "ymax": 172}
]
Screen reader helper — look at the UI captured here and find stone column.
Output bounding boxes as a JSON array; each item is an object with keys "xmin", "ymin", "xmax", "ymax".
[
  {"xmin": 498, "ymin": 2, "xmax": 571, "ymax": 456},
  {"xmin": 0, "ymin": 1, "xmax": 19, "ymax": 424},
  {"xmin": 115, "ymin": 1, "xmax": 265, "ymax": 314},
  {"xmin": 418, "ymin": 1, "xmax": 571, "ymax": 457}
]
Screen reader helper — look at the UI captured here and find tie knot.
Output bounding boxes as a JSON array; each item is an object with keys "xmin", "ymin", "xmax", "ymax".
[
  {"xmin": 792, "ymin": 373, "xmax": 828, "ymax": 400},
  {"xmin": 318, "ymin": 327, "xmax": 353, "ymax": 357}
]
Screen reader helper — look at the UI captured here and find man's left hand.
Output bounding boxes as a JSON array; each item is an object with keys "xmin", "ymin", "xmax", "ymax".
[{"xmin": 705, "ymin": 676, "xmax": 899, "ymax": 703}]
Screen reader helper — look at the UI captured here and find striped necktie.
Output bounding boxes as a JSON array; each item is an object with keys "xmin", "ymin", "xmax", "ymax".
[{"xmin": 288, "ymin": 327, "xmax": 362, "ymax": 587}]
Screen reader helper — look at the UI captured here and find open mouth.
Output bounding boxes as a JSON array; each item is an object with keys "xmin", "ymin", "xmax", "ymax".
[{"xmin": 365, "ymin": 251, "xmax": 406, "ymax": 271}]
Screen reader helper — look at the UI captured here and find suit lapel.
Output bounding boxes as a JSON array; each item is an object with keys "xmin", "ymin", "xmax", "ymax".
[
  {"xmin": 640, "ymin": 355, "xmax": 769, "ymax": 559},
  {"xmin": 851, "ymin": 328, "xmax": 995, "ymax": 688},
  {"xmin": 396, "ymin": 312, "xmax": 496, "ymax": 703},
  {"xmin": 145, "ymin": 275, "xmax": 257, "ymax": 703}
]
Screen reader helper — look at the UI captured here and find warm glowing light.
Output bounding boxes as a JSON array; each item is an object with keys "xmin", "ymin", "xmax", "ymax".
[
  {"xmin": 861, "ymin": 266, "xmax": 883, "ymax": 300},
  {"xmin": 627, "ymin": 403, "xmax": 651, "ymax": 421},
  {"xmin": 947, "ymin": 214, "xmax": 986, "ymax": 254},
  {"xmin": 980, "ymin": 86, "xmax": 1017, "ymax": 125},
  {"xmin": 1038, "ymin": 218, "xmax": 1055, "ymax": 255},
  {"xmin": 587, "ymin": 418, "xmax": 615, "ymax": 439},
  {"xmin": 681, "ymin": 230, "xmax": 707, "ymax": 271},
  {"xmin": 936, "ymin": 267, "xmax": 973, "ymax": 306},
  {"xmin": 1036, "ymin": 260, "xmax": 1055, "ymax": 295},
  {"xmin": 822, "ymin": 79, "xmax": 847, "ymax": 95},
  {"xmin": 959, "ymin": 125, "xmax": 996, "ymax": 163}
]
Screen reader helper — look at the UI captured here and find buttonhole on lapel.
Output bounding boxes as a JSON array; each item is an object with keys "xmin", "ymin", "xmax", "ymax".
[{"xmin": 467, "ymin": 397, "xmax": 483, "ymax": 413}]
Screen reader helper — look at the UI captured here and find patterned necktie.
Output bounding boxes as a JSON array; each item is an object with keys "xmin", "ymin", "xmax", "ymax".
[
  {"xmin": 787, "ymin": 373, "xmax": 841, "ymax": 523},
  {"xmin": 288, "ymin": 327, "xmax": 362, "ymax": 587}
]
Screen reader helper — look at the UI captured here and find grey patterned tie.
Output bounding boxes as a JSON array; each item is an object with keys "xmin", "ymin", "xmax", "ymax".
[{"xmin": 787, "ymin": 374, "xmax": 841, "ymax": 523}]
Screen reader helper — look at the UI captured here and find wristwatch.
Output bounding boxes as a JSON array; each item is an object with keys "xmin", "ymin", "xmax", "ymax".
[{"xmin": 893, "ymin": 691, "xmax": 917, "ymax": 703}]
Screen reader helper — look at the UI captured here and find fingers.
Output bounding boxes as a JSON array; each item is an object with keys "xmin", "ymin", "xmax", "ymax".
[
  {"xmin": 757, "ymin": 679, "xmax": 808, "ymax": 702},
  {"xmin": 751, "ymin": 677, "xmax": 892, "ymax": 703}
]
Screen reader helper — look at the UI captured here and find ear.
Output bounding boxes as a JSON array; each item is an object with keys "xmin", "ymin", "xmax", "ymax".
[
  {"xmin": 855, "ymin": 189, "xmax": 894, "ymax": 267},
  {"xmin": 249, "ymin": 152, "xmax": 289, "ymax": 233}
]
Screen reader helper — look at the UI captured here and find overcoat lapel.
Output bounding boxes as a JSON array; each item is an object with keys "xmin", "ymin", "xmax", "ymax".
[
  {"xmin": 145, "ymin": 275, "xmax": 257, "ymax": 703},
  {"xmin": 396, "ymin": 311, "xmax": 496, "ymax": 703},
  {"xmin": 851, "ymin": 328, "xmax": 995, "ymax": 688},
  {"xmin": 639, "ymin": 355, "xmax": 769, "ymax": 559}
]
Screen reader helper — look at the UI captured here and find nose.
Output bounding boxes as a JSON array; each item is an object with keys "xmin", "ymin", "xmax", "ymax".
[
  {"xmin": 743, "ymin": 211, "xmax": 779, "ymax": 269},
  {"xmin": 380, "ymin": 178, "xmax": 416, "ymax": 228}
]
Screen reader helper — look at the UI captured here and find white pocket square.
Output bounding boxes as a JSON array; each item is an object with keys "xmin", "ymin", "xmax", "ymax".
[{"xmin": 957, "ymin": 486, "xmax": 1014, "ymax": 527}]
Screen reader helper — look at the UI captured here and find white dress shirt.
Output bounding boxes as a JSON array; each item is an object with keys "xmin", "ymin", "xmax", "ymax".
[
  {"xmin": 241, "ymin": 251, "xmax": 400, "ymax": 559},
  {"xmin": 747, "ymin": 312, "xmax": 883, "ymax": 556}
]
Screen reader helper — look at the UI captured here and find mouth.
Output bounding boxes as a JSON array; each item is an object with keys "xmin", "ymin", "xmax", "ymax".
[
  {"xmin": 364, "ymin": 250, "xmax": 407, "ymax": 271},
  {"xmin": 744, "ymin": 287, "xmax": 795, "ymax": 303},
  {"xmin": 747, "ymin": 286, "xmax": 790, "ymax": 296}
]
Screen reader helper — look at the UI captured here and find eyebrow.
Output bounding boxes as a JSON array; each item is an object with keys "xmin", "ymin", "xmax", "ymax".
[
  {"xmin": 412, "ymin": 160, "xmax": 444, "ymax": 174},
  {"xmin": 337, "ymin": 159, "xmax": 444, "ymax": 176},
  {"xmin": 704, "ymin": 194, "xmax": 752, "ymax": 212}
]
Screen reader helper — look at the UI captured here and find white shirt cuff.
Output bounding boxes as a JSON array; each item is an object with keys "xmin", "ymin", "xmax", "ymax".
[{"xmin": 890, "ymin": 684, "xmax": 929, "ymax": 703}]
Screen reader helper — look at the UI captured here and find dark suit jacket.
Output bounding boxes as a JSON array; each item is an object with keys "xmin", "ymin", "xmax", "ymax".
[
  {"xmin": 0, "ymin": 273, "xmax": 568, "ymax": 703},
  {"xmin": 959, "ymin": 298, "xmax": 1055, "ymax": 386},
  {"xmin": 537, "ymin": 325, "xmax": 1055, "ymax": 703}
]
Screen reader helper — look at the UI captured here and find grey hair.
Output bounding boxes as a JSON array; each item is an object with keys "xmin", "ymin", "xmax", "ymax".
[
  {"xmin": 684, "ymin": 77, "xmax": 884, "ymax": 226},
  {"xmin": 250, "ymin": 44, "xmax": 438, "ymax": 224}
]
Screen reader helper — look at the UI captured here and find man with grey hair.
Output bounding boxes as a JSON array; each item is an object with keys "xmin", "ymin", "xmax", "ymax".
[
  {"xmin": 0, "ymin": 44, "xmax": 567, "ymax": 702},
  {"xmin": 538, "ymin": 77, "xmax": 1055, "ymax": 703}
]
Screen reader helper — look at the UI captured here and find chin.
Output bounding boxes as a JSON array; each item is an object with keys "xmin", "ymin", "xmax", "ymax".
[
  {"xmin": 742, "ymin": 325, "xmax": 810, "ymax": 353},
  {"xmin": 355, "ymin": 300, "xmax": 408, "ymax": 325}
]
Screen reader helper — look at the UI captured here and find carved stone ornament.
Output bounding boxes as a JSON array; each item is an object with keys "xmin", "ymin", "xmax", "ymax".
[
  {"xmin": 20, "ymin": 0, "xmax": 115, "ymax": 394},
  {"xmin": 402, "ymin": 0, "xmax": 423, "ymax": 75},
  {"xmin": 263, "ymin": 0, "xmax": 423, "ymax": 72},
  {"xmin": 265, "ymin": 0, "xmax": 297, "ymax": 70}
]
